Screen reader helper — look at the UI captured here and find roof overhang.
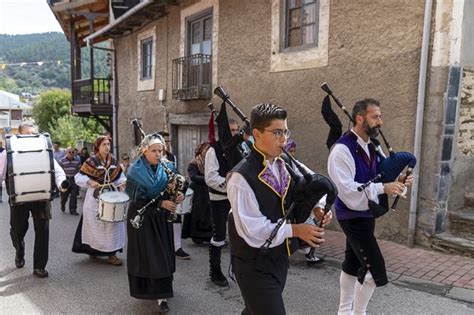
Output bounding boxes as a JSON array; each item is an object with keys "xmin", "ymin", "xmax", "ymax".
[
  {"xmin": 84, "ymin": 0, "xmax": 178, "ymax": 44},
  {"xmin": 48, "ymin": 0, "xmax": 110, "ymax": 47}
]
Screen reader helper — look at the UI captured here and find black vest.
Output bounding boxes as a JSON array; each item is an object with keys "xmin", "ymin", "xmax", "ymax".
[{"xmin": 228, "ymin": 146, "xmax": 297, "ymax": 262}]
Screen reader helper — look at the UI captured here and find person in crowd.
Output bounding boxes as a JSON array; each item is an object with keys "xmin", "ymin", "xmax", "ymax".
[
  {"xmin": 182, "ymin": 142, "xmax": 212, "ymax": 245},
  {"xmin": 120, "ymin": 153, "xmax": 131, "ymax": 176},
  {"xmin": 59, "ymin": 147, "xmax": 81, "ymax": 215},
  {"xmin": 79, "ymin": 147, "xmax": 90, "ymax": 165},
  {"xmin": 204, "ymin": 119, "xmax": 240, "ymax": 287},
  {"xmin": 53, "ymin": 141, "xmax": 65, "ymax": 162}
]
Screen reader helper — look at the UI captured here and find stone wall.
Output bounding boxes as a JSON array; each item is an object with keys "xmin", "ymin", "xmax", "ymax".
[
  {"xmin": 448, "ymin": 68, "xmax": 474, "ymax": 211},
  {"xmin": 114, "ymin": 0, "xmax": 425, "ymax": 243}
]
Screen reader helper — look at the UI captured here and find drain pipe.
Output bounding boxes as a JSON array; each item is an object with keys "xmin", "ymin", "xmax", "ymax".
[{"xmin": 407, "ymin": 0, "xmax": 433, "ymax": 248}]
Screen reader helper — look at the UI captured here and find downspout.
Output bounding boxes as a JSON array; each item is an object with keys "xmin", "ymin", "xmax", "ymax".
[
  {"xmin": 408, "ymin": 0, "xmax": 433, "ymax": 248},
  {"xmin": 111, "ymin": 40, "xmax": 119, "ymax": 158}
]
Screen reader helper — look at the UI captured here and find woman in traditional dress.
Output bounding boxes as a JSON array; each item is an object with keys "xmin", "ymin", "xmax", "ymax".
[
  {"xmin": 72, "ymin": 136, "xmax": 126, "ymax": 266},
  {"xmin": 182, "ymin": 142, "xmax": 212, "ymax": 244},
  {"xmin": 126, "ymin": 133, "xmax": 184, "ymax": 313}
]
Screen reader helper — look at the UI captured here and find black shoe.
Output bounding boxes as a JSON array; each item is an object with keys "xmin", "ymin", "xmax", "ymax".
[
  {"xmin": 158, "ymin": 301, "xmax": 169, "ymax": 314},
  {"xmin": 33, "ymin": 269, "xmax": 49, "ymax": 278},
  {"xmin": 210, "ymin": 267, "xmax": 229, "ymax": 287},
  {"xmin": 15, "ymin": 255, "xmax": 25, "ymax": 268},
  {"xmin": 175, "ymin": 248, "xmax": 191, "ymax": 260},
  {"xmin": 60, "ymin": 207, "xmax": 65, "ymax": 213},
  {"xmin": 305, "ymin": 253, "xmax": 325, "ymax": 266},
  {"xmin": 15, "ymin": 241, "xmax": 25, "ymax": 268},
  {"xmin": 70, "ymin": 210, "xmax": 79, "ymax": 216},
  {"xmin": 192, "ymin": 238, "xmax": 204, "ymax": 245}
]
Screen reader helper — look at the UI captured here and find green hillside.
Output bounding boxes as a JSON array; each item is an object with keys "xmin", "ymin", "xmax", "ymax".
[{"xmin": 0, "ymin": 32, "xmax": 109, "ymax": 95}]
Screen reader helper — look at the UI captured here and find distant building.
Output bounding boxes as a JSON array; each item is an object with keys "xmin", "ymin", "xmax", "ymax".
[{"xmin": 0, "ymin": 90, "xmax": 33, "ymax": 137}]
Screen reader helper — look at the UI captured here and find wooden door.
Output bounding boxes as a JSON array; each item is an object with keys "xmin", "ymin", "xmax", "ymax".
[{"xmin": 174, "ymin": 125, "xmax": 208, "ymax": 175}]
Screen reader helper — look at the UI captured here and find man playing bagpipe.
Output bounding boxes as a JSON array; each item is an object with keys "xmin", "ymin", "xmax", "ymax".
[
  {"xmin": 327, "ymin": 99, "xmax": 414, "ymax": 315},
  {"xmin": 227, "ymin": 103, "xmax": 333, "ymax": 315}
]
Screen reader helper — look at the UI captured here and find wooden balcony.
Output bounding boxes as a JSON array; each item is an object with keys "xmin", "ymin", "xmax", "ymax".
[
  {"xmin": 72, "ymin": 77, "xmax": 112, "ymax": 116},
  {"xmin": 172, "ymin": 54, "xmax": 212, "ymax": 100}
]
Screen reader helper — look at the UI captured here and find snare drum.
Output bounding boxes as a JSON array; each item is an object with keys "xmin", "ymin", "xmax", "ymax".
[
  {"xmin": 97, "ymin": 191, "xmax": 130, "ymax": 222},
  {"xmin": 6, "ymin": 133, "xmax": 55, "ymax": 205}
]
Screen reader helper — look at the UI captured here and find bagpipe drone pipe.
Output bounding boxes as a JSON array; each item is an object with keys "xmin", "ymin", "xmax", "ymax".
[
  {"xmin": 320, "ymin": 82, "xmax": 417, "ymax": 217},
  {"xmin": 211, "ymin": 85, "xmax": 338, "ymax": 251}
]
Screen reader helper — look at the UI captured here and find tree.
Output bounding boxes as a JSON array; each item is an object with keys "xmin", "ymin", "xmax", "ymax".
[
  {"xmin": 0, "ymin": 77, "xmax": 19, "ymax": 93},
  {"xmin": 48, "ymin": 115, "xmax": 103, "ymax": 148},
  {"xmin": 32, "ymin": 89, "xmax": 71, "ymax": 133}
]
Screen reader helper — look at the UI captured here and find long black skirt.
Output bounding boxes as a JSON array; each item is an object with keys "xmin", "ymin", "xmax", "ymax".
[
  {"xmin": 127, "ymin": 201, "xmax": 175, "ymax": 300},
  {"xmin": 128, "ymin": 274, "xmax": 173, "ymax": 300},
  {"xmin": 72, "ymin": 216, "xmax": 121, "ymax": 256},
  {"xmin": 181, "ymin": 184, "xmax": 212, "ymax": 242}
]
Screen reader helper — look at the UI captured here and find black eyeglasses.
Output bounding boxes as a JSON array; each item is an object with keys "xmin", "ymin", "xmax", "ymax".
[{"xmin": 264, "ymin": 129, "xmax": 291, "ymax": 139}]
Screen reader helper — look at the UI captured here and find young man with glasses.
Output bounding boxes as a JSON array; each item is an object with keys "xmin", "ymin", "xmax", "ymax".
[{"xmin": 227, "ymin": 103, "xmax": 332, "ymax": 314}]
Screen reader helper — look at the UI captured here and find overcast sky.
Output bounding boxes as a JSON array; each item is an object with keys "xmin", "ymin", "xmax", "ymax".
[{"xmin": 0, "ymin": 0, "xmax": 63, "ymax": 35}]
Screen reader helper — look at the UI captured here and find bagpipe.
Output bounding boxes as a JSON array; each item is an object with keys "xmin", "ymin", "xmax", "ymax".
[
  {"xmin": 320, "ymin": 82, "xmax": 417, "ymax": 217},
  {"xmin": 129, "ymin": 119, "xmax": 187, "ymax": 226},
  {"xmin": 211, "ymin": 86, "xmax": 338, "ymax": 251}
]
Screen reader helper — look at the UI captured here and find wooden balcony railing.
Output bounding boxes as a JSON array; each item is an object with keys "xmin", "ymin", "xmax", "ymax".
[{"xmin": 72, "ymin": 77, "xmax": 112, "ymax": 116}]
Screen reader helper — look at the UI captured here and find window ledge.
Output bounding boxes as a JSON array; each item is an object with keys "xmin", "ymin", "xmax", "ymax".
[{"xmin": 270, "ymin": 0, "xmax": 329, "ymax": 73}]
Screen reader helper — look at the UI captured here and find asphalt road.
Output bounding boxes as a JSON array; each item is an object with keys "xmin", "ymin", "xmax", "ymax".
[{"xmin": 0, "ymin": 192, "xmax": 472, "ymax": 314}]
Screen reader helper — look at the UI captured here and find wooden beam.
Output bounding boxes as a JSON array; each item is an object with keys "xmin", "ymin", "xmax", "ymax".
[
  {"xmin": 51, "ymin": 0, "xmax": 100, "ymax": 12},
  {"xmin": 75, "ymin": 19, "xmax": 108, "ymax": 33}
]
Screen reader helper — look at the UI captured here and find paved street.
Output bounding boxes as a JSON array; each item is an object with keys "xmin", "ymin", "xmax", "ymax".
[{"xmin": 0, "ymin": 191, "xmax": 473, "ymax": 314}]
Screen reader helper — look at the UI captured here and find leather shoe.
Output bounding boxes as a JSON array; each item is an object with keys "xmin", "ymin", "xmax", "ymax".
[
  {"xmin": 15, "ymin": 256, "xmax": 25, "ymax": 268},
  {"xmin": 158, "ymin": 301, "xmax": 169, "ymax": 314},
  {"xmin": 33, "ymin": 269, "xmax": 49, "ymax": 278},
  {"xmin": 70, "ymin": 210, "xmax": 79, "ymax": 216},
  {"xmin": 15, "ymin": 241, "xmax": 25, "ymax": 268}
]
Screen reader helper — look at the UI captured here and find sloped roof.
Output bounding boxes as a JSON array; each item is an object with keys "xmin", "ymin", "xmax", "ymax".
[
  {"xmin": 48, "ymin": 0, "xmax": 110, "ymax": 47},
  {"xmin": 0, "ymin": 90, "xmax": 32, "ymax": 110}
]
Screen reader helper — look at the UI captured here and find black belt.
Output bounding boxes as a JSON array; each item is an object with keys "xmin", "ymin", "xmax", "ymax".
[{"xmin": 209, "ymin": 187, "xmax": 227, "ymax": 196}]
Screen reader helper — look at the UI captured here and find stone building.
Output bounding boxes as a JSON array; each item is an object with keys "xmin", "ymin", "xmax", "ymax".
[{"xmin": 49, "ymin": 0, "xmax": 473, "ymax": 255}]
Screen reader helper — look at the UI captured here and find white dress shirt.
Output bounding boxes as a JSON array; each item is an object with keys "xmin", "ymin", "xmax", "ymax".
[
  {"xmin": 327, "ymin": 129, "xmax": 385, "ymax": 211},
  {"xmin": 204, "ymin": 147, "xmax": 228, "ymax": 201},
  {"xmin": 227, "ymin": 158, "xmax": 327, "ymax": 248}
]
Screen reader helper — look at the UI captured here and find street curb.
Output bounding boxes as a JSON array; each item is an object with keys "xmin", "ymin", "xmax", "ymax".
[
  {"xmin": 446, "ymin": 287, "xmax": 474, "ymax": 304},
  {"xmin": 321, "ymin": 258, "xmax": 474, "ymax": 305}
]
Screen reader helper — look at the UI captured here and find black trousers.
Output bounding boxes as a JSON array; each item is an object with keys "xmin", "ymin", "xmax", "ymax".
[
  {"xmin": 210, "ymin": 199, "xmax": 230, "ymax": 244},
  {"xmin": 233, "ymin": 255, "xmax": 288, "ymax": 315},
  {"xmin": 10, "ymin": 204, "xmax": 49, "ymax": 269},
  {"xmin": 60, "ymin": 177, "xmax": 79, "ymax": 212},
  {"xmin": 338, "ymin": 217, "xmax": 388, "ymax": 287}
]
